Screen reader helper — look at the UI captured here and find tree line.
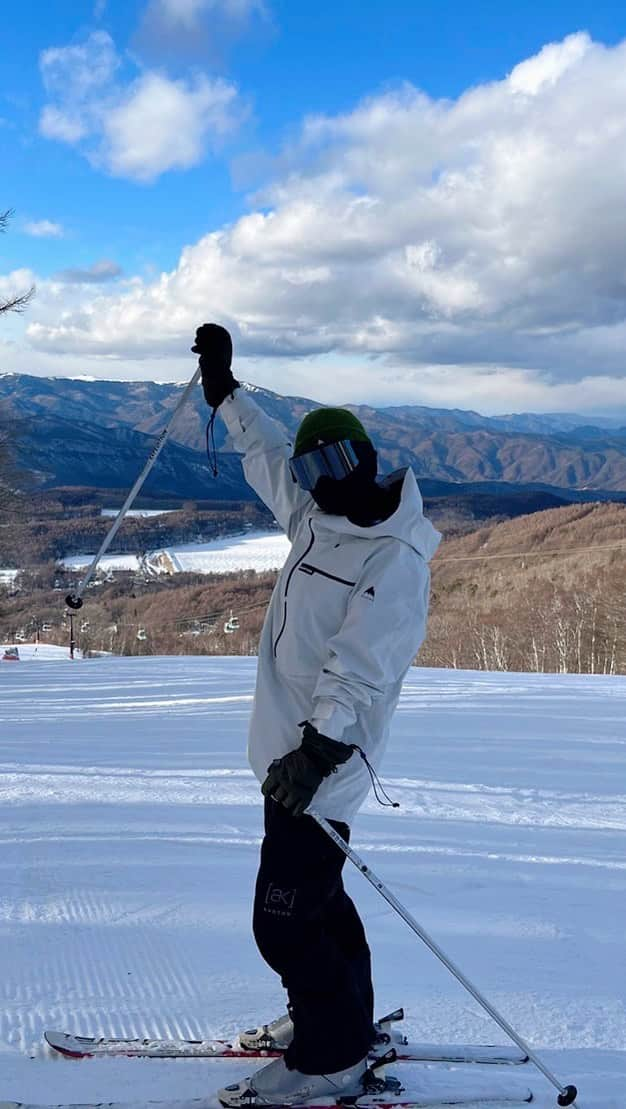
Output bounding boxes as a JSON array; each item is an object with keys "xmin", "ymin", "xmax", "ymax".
[{"xmin": 2, "ymin": 535, "xmax": 625, "ymax": 674}]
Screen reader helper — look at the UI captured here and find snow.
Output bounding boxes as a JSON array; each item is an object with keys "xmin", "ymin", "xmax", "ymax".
[
  {"xmin": 0, "ymin": 568, "xmax": 19, "ymax": 586},
  {"xmin": 1, "ymin": 642, "xmax": 82, "ymax": 661},
  {"xmin": 0, "ymin": 660, "xmax": 625, "ymax": 1107},
  {"xmin": 63, "ymin": 551, "xmax": 140, "ymax": 572},
  {"xmin": 101, "ymin": 509, "xmax": 176, "ymax": 518},
  {"xmin": 161, "ymin": 530, "xmax": 289, "ymax": 574},
  {"xmin": 62, "ymin": 529, "xmax": 291, "ymax": 576}
]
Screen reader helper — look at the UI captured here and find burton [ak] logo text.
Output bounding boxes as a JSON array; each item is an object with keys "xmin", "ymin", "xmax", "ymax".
[{"xmin": 264, "ymin": 883, "xmax": 297, "ymax": 916}]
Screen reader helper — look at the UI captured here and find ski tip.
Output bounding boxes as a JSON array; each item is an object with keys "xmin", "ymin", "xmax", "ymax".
[
  {"xmin": 44, "ymin": 1031, "xmax": 84, "ymax": 1057},
  {"xmin": 44, "ymin": 1031, "xmax": 96, "ymax": 1059}
]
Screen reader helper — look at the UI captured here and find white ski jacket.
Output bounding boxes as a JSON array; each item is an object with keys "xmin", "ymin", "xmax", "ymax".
[{"xmin": 220, "ymin": 388, "xmax": 441, "ymax": 823}]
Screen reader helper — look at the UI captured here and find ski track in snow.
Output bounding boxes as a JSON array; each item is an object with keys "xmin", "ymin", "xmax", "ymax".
[{"xmin": 0, "ymin": 658, "xmax": 625, "ymax": 1107}]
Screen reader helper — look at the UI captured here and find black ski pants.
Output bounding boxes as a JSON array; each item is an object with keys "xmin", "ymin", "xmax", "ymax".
[{"xmin": 253, "ymin": 797, "xmax": 375, "ymax": 1075}]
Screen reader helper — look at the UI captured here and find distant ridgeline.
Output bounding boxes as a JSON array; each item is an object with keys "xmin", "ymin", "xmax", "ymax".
[{"xmin": 1, "ymin": 372, "xmax": 626, "ymax": 504}]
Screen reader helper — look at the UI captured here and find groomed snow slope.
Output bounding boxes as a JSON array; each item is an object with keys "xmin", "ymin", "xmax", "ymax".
[{"xmin": 1, "ymin": 658, "xmax": 625, "ymax": 1107}]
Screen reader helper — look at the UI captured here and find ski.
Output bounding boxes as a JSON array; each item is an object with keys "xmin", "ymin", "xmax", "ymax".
[
  {"xmin": 1, "ymin": 1093, "xmax": 533, "ymax": 1109},
  {"xmin": 3, "ymin": 1053, "xmax": 534, "ymax": 1109},
  {"xmin": 43, "ymin": 1010, "xmax": 406, "ymax": 1062},
  {"xmin": 43, "ymin": 1032, "xmax": 527, "ymax": 1067},
  {"xmin": 399, "ymin": 1048, "xmax": 527, "ymax": 1067},
  {"xmin": 44, "ymin": 1032, "xmax": 260, "ymax": 1060}
]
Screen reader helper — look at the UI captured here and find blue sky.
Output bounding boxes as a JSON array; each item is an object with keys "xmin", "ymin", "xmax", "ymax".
[{"xmin": 2, "ymin": 0, "xmax": 626, "ymax": 414}]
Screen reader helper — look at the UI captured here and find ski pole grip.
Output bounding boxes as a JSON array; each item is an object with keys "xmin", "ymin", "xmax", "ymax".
[{"xmin": 65, "ymin": 594, "xmax": 83, "ymax": 610}]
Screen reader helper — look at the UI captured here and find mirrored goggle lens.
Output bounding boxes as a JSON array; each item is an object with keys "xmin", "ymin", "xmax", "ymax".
[{"xmin": 289, "ymin": 440, "xmax": 360, "ymax": 490}]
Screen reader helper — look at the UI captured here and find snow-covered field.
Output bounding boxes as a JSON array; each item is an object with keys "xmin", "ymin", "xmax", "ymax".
[
  {"xmin": 101, "ymin": 510, "xmax": 175, "ymax": 518},
  {"xmin": 62, "ymin": 529, "xmax": 290, "ymax": 576},
  {"xmin": 1, "ymin": 658, "xmax": 625, "ymax": 1107},
  {"xmin": 1, "ymin": 643, "xmax": 81, "ymax": 662}
]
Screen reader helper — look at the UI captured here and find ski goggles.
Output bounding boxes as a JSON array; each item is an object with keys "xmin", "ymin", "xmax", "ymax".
[{"xmin": 289, "ymin": 439, "xmax": 361, "ymax": 491}]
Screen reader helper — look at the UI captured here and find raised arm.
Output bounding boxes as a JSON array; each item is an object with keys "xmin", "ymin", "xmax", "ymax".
[
  {"xmin": 220, "ymin": 389, "xmax": 313, "ymax": 541},
  {"xmin": 193, "ymin": 323, "xmax": 312, "ymax": 540}
]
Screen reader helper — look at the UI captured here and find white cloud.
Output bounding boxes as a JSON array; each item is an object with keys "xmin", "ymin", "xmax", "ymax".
[
  {"xmin": 508, "ymin": 32, "xmax": 590, "ymax": 95},
  {"xmin": 38, "ymin": 31, "xmax": 242, "ymax": 182},
  {"xmin": 39, "ymin": 30, "xmax": 119, "ymax": 147},
  {"xmin": 22, "ymin": 32, "xmax": 626, "ymax": 413},
  {"xmin": 23, "ymin": 220, "xmax": 64, "ymax": 238},
  {"xmin": 39, "ymin": 107, "xmax": 88, "ymax": 144},
  {"xmin": 101, "ymin": 72, "xmax": 238, "ymax": 181}
]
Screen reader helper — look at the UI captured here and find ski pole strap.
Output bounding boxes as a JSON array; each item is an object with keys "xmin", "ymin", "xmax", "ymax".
[
  {"xmin": 205, "ymin": 408, "xmax": 219, "ymax": 477},
  {"xmin": 310, "ymin": 812, "xmax": 579, "ymax": 1108},
  {"xmin": 350, "ymin": 744, "xmax": 399, "ymax": 808}
]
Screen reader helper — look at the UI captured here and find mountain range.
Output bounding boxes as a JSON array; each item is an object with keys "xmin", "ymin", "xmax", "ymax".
[{"xmin": 2, "ymin": 371, "xmax": 626, "ymax": 502}]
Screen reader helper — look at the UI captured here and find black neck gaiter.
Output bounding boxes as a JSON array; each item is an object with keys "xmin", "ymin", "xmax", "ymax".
[{"xmin": 311, "ymin": 448, "xmax": 400, "ymax": 526}]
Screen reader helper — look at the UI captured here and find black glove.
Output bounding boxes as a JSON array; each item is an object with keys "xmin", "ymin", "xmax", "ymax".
[
  {"xmin": 192, "ymin": 323, "xmax": 240, "ymax": 409},
  {"xmin": 262, "ymin": 722, "xmax": 354, "ymax": 817}
]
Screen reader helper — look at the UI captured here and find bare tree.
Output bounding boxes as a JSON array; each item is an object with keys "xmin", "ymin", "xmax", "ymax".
[{"xmin": 1, "ymin": 210, "xmax": 34, "ymax": 314}]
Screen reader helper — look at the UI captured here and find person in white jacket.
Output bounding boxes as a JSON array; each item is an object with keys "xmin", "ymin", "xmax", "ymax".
[{"xmin": 193, "ymin": 325, "xmax": 441, "ymax": 1108}]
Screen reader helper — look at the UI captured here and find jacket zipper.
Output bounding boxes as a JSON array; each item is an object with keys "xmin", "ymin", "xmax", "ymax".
[
  {"xmin": 273, "ymin": 518, "xmax": 316, "ymax": 658},
  {"xmin": 298, "ymin": 563, "xmax": 356, "ymax": 587}
]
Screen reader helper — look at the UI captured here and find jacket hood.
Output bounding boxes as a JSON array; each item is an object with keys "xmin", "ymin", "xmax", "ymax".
[{"xmin": 312, "ymin": 466, "xmax": 442, "ymax": 563}]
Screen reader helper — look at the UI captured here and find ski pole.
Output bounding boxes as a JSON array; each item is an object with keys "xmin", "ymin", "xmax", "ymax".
[
  {"xmin": 66, "ymin": 366, "xmax": 202, "ymax": 610},
  {"xmin": 311, "ymin": 811, "xmax": 579, "ymax": 1109}
]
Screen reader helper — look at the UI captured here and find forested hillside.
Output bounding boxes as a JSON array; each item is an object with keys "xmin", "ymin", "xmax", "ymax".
[{"xmin": 3, "ymin": 502, "xmax": 624, "ymax": 674}]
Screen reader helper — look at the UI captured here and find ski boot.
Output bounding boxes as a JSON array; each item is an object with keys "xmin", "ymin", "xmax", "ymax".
[
  {"xmin": 218, "ymin": 1050, "xmax": 403, "ymax": 1108},
  {"xmin": 217, "ymin": 1053, "xmax": 369, "ymax": 1107}
]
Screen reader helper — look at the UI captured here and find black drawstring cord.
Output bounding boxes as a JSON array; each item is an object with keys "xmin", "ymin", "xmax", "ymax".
[
  {"xmin": 205, "ymin": 408, "xmax": 219, "ymax": 477},
  {"xmin": 297, "ymin": 722, "xmax": 400, "ymax": 810},
  {"xmin": 351, "ymin": 744, "xmax": 400, "ymax": 808}
]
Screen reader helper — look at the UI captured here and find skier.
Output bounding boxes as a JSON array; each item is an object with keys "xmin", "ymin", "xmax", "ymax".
[{"xmin": 193, "ymin": 323, "xmax": 441, "ymax": 1107}]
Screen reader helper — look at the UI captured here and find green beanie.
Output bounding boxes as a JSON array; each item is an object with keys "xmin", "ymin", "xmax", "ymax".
[{"xmin": 294, "ymin": 407, "xmax": 371, "ymax": 456}]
